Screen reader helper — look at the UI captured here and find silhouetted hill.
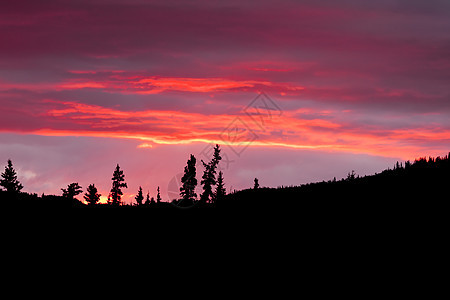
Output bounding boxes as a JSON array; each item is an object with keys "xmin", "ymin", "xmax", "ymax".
[{"xmin": 217, "ymin": 154, "xmax": 450, "ymax": 209}]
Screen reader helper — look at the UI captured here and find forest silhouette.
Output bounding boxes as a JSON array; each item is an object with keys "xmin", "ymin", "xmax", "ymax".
[{"xmin": 1, "ymin": 147, "xmax": 449, "ymax": 209}]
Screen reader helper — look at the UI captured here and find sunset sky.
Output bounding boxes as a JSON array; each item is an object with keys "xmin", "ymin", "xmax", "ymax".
[{"xmin": 1, "ymin": 0, "xmax": 449, "ymax": 203}]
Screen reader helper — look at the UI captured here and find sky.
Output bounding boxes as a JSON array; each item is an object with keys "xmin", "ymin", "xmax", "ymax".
[{"xmin": 1, "ymin": 0, "xmax": 449, "ymax": 203}]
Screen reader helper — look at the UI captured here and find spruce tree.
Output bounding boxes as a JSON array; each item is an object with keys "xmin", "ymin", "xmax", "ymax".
[
  {"xmin": 144, "ymin": 191, "xmax": 151, "ymax": 205},
  {"xmin": 84, "ymin": 184, "xmax": 101, "ymax": 206},
  {"xmin": 214, "ymin": 171, "xmax": 226, "ymax": 203},
  {"xmin": 109, "ymin": 164, "xmax": 127, "ymax": 206},
  {"xmin": 180, "ymin": 154, "xmax": 198, "ymax": 206},
  {"xmin": 135, "ymin": 186, "xmax": 144, "ymax": 206},
  {"xmin": 156, "ymin": 186, "xmax": 161, "ymax": 204},
  {"xmin": 0, "ymin": 159, "xmax": 23, "ymax": 193},
  {"xmin": 200, "ymin": 144, "xmax": 222, "ymax": 203}
]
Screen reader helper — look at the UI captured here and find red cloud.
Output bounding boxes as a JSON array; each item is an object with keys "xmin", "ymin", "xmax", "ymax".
[
  {"xmin": 56, "ymin": 74, "xmax": 305, "ymax": 95},
  {"xmin": 132, "ymin": 77, "xmax": 265, "ymax": 93},
  {"xmin": 25, "ymin": 100, "xmax": 448, "ymax": 160}
]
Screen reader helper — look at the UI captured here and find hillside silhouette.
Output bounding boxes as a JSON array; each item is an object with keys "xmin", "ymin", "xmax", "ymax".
[
  {"xmin": 1, "ymin": 152, "xmax": 449, "ymax": 209},
  {"xmin": 217, "ymin": 154, "xmax": 450, "ymax": 209}
]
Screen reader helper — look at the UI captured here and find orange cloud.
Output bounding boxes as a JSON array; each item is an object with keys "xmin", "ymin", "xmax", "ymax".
[
  {"xmin": 56, "ymin": 74, "xmax": 305, "ymax": 94},
  {"xmin": 132, "ymin": 77, "xmax": 266, "ymax": 93},
  {"xmin": 59, "ymin": 82, "xmax": 106, "ymax": 89},
  {"xmin": 36, "ymin": 100, "xmax": 450, "ymax": 160},
  {"xmin": 137, "ymin": 143, "xmax": 153, "ymax": 148}
]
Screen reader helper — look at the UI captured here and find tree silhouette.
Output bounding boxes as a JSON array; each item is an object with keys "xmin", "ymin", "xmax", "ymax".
[
  {"xmin": 62, "ymin": 183, "xmax": 83, "ymax": 199},
  {"xmin": 200, "ymin": 144, "xmax": 222, "ymax": 204},
  {"xmin": 405, "ymin": 160, "xmax": 411, "ymax": 169},
  {"xmin": 156, "ymin": 186, "xmax": 161, "ymax": 204},
  {"xmin": 214, "ymin": 171, "xmax": 226, "ymax": 203},
  {"xmin": 109, "ymin": 164, "xmax": 127, "ymax": 206},
  {"xmin": 179, "ymin": 154, "xmax": 198, "ymax": 206},
  {"xmin": 254, "ymin": 178, "xmax": 259, "ymax": 189},
  {"xmin": 135, "ymin": 186, "xmax": 144, "ymax": 206},
  {"xmin": 84, "ymin": 184, "xmax": 101, "ymax": 206},
  {"xmin": 0, "ymin": 159, "xmax": 23, "ymax": 194},
  {"xmin": 346, "ymin": 170, "xmax": 356, "ymax": 181},
  {"xmin": 144, "ymin": 191, "xmax": 151, "ymax": 205}
]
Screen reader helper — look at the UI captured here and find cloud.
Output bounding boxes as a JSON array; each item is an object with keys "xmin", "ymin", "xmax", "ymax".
[
  {"xmin": 0, "ymin": 98, "xmax": 446, "ymax": 159},
  {"xmin": 56, "ymin": 75, "xmax": 304, "ymax": 94}
]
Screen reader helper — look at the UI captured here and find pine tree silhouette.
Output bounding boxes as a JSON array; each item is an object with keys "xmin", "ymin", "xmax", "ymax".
[
  {"xmin": 109, "ymin": 164, "xmax": 127, "ymax": 206},
  {"xmin": 84, "ymin": 184, "xmax": 101, "ymax": 206},
  {"xmin": 200, "ymin": 144, "xmax": 222, "ymax": 204},
  {"xmin": 0, "ymin": 159, "xmax": 23, "ymax": 194},
  {"xmin": 144, "ymin": 191, "xmax": 151, "ymax": 205},
  {"xmin": 179, "ymin": 154, "xmax": 198, "ymax": 207},
  {"xmin": 214, "ymin": 171, "xmax": 226, "ymax": 203},
  {"xmin": 156, "ymin": 186, "xmax": 161, "ymax": 204},
  {"xmin": 62, "ymin": 183, "xmax": 83, "ymax": 199},
  {"xmin": 135, "ymin": 186, "xmax": 144, "ymax": 206},
  {"xmin": 254, "ymin": 178, "xmax": 259, "ymax": 189}
]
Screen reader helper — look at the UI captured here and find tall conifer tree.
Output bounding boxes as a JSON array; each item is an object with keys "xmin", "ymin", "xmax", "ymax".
[
  {"xmin": 109, "ymin": 164, "xmax": 127, "ymax": 206},
  {"xmin": 0, "ymin": 159, "xmax": 23, "ymax": 193},
  {"xmin": 180, "ymin": 154, "xmax": 198, "ymax": 206},
  {"xmin": 200, "ymin": 144, "xmax": 222, "ymax": 203}
]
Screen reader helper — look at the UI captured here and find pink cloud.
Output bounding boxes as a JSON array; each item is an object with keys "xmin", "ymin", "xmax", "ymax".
[{"xmin": 0, "ymin": 99, "xmax": 442, "ymax": 160}]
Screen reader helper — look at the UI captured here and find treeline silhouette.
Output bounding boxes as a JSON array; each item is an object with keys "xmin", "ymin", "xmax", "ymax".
[
  {"xmin": 1, "ymin": 149, "xmax": 449, "ymax": 209},
  {"xmin": 219, "ymin": 153, "xmax": 450, "ymax": 209},
  {"xmin": 0, "ymin": 145, "xmax": 225, "ymax": 208}
]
